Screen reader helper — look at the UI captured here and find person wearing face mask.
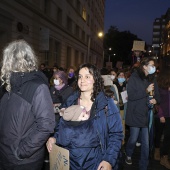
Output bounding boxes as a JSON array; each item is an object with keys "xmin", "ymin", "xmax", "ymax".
[
  {"xmin": 101, "ymin": 74, "xmax": 119, "ymax": 107},
  {"xmin": 114, "ymin": 71, "xmax": 127, "ymax": 108},
  {"xmin": 110, "ymin": 69, "xmax": 117, "ymax": 83},
  {"xmin": 114, "ymin": 71, "xmax": 127, "ymax": 145},
  {"xmin": 50, "ymin": 71, "xmax": 73, "ymax": 116},
  {"xmin": 67, "ymin": 66, "xmax": 76, "ymax": 87},
  {"xmin": 49, "ymin": 64, "xmax": 59, "ymax": 87},
  {"xmin": 125, "ymin": 57, "xmax": 160, "ymax": 170}
]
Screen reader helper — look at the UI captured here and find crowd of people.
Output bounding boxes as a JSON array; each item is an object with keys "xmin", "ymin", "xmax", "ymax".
[{"xmin": 0, "ymin": 39, "xmax": 169, "ymax": 170}]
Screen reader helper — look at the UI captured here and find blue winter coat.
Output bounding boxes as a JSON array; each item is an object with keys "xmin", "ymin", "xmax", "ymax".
[{"xmin": 54, "ymin": 91, "xmax": 123, "ymax": 169}]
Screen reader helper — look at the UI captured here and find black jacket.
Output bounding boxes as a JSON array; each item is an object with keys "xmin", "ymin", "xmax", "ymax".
[
  {"xmin": 125, "ymin": 71, "xmax": 160, "ymax": 127},
  {"xmin": 0, "ymin": 71, "xmax": 55, "ymax": 167},
  {"xmin": 50, "ymin": 85, "xmax": 73, "ymax": 104}
]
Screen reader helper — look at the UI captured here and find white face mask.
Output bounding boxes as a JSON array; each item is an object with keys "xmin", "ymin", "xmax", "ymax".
[
  {"xmin": 110, "ymin": 75, "xmax": 115, "ymax": 80},
  {"xmin": 54, "ymin": 79, "xmax": 60, "ymax": 86}
]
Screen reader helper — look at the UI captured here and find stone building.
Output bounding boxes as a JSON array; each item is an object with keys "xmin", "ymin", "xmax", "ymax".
[{"xmin": 0, "ymin": 0, "xmax": 105, "ymax": 69}]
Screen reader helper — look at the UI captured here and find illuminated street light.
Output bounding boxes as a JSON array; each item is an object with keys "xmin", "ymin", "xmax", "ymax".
[{"xmin": 98, "ymin": 32, "xmax": 103, "ymax": 38}]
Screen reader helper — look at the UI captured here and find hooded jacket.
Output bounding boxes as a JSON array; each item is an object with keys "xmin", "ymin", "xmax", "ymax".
[
  {"xmin": 54, "ymin": 91, "xmax": 123, "ymax": 169},
  {"xmin": 0, "ymin": 71, "xmax": 55, "ymax": 167}
]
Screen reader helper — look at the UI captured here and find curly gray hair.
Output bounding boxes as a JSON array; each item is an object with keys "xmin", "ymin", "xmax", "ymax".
[{"xmin": 1, "ymin": 40, "xmax": 38, "ymax": 91}]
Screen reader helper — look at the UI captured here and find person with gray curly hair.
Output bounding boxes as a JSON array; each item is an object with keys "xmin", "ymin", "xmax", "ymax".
[{"xmin": 0, "ymin": 40, "xmax": 55, "ymax": 170}]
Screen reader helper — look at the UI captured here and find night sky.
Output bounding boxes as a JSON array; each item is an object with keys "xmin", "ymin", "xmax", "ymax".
[{"xmin": 104, "ymin": 0, "xmax": 170, "ymax": 45}]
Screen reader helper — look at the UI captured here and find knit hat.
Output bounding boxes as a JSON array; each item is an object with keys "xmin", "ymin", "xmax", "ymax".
[
  {"xmin": 54, "ymin": 71, "xmax": 68, "ymax": 84},
  {"xmin": 61, "ymin": 105, "xmax": 85, "ymax": 121}
]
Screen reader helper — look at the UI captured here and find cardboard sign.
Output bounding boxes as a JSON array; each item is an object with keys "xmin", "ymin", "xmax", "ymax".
[
  {"xmin": 50, "ymin": 144, "xmax": 69, "ymax": 170},
  {"xmin": 132, "ymin": 40, "xmax": 145, "ymax": 52},
  {"xmin": 121, "ymin": 90, "xmax": 128, "ymax": 103},
  {"xmin": 101, "ymin": 75, "xmax": 113, "ymax": 86}
]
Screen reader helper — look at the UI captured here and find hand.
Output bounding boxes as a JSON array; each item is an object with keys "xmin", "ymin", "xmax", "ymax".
[
  {"xmin": 54, "ymin": 103, "xmax": 61, "ymax": 107},
  {"xmin": 160, "ymin": 117, "xmax": 165, "ymax": 123},
  {"xmin": 46, "ymin": 137, "xmax": 56, "ymax": 152},
  {"xmin": 149, "ymin": 98, "xmax": 157, "ymax": 104},
  {"xmin": 147, "ymin": 83, "xmax": 154, "ymax": 93},
  {"xmin": 97, "ymin": 161, "xmax": 112, "ymax": 170}
]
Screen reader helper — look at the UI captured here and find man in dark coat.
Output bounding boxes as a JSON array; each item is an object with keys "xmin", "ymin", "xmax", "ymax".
[{"xmin": 0, "ymin": 40, "xmax": 55, "ymax": 170}]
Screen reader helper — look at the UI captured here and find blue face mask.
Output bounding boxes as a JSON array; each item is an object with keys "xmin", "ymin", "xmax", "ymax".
[
  {"xmin": 148, "ymin": 66, "xmax": 156, "ymax": 74},
  {"xmin": 118, "ymin": 77, "xmax": 126, "ymax": 83}
]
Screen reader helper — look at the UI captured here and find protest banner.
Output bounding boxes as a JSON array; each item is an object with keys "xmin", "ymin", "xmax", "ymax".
[{"xmin": 50, "ymin": 144, "xmax": 69, "ymax": 170}]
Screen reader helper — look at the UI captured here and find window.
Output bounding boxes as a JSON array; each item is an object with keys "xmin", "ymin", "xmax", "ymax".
[
  {"xmin": 153, "ymin": 32, "xmax": 160, "ymax": 35},
  {"xmin": 152, "ymin": 38, "xmax": 159, "ymax": 42},
  {"xmin": 76, "ymin": 0, "xmax": 81, "ymax": 14},
  {"xmin": 67, "ymin": 17, "xmax": 72, "ymax": 33},
  {"xmin": 44, "ymin": 0, "xmax": 51, "ymax": 15},
  {"xmin": 82, "ymin": 7, "xmax": 86, "ymax": 20},
  {"xmin": 87, "ymin": 14, "xmax": 90, "ymax": 26},
  {"xmin": 82, "ymin": 30, "xmax": 85, "ymax": 42},
  {"xmin": 153, "ymin": 25, "xmax": 160, "ymax": 29},
  {"xmin": 57, "ymin": 7, "xmax": 62, "ymax": 24},
  {"xmin": 155, "ymin": 19, "xmax": 160, "ymax": 22},
  {"xmin": 75, "ymin": 25, "xmax": 80, "ymax": 37},
  {"xmin": 54, "ymin": 41, "xmax": 61, "ymax": 63},
  {"xmin": 75, "ymin": 50, "xmax": 79, "ymax": 66},
  {"xmin": 67, "ymin": 46, "xmax": 72, "ymax": 67},
  {"xmin": 81, "ymin": 52, "xmax": 85, "ymax": 63}
]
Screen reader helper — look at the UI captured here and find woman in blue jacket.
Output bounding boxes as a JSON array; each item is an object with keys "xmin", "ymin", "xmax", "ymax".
[{"xmin": 47, "ymin": 63, "xmax": 123, "ymax": 170}]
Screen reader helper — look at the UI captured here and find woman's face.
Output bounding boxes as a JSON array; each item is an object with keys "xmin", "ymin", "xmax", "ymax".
[
  {"xmin": 117, "ymin": 72, "xmax": 125, "ymax": 78},
  {"xmin": 143, "ymin": 60, "xmax": 155, "ymax": 75},
  {"xmin": 110, "ymin": 71, "xmax": 117, "ymax": 77},
  {"xmin": 78, "ymin": 67, "xmax": 94, "ymax": 93},
  {"xmin": 69, "ymin": 68, "xmax": 74, "ymax": 73},
  {"xmin": 54, "ymin": 75, "xmax": 63, "ymax": 85}
]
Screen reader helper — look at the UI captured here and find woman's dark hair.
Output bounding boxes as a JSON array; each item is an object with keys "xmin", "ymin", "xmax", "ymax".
[
  {"xmin": 136, "ymin": 57, "xmax": 155, "ymax": 82},
  {"xmin": 157, "ymin": 66, "xmax": 170, "ymax": 89},
  {"xmin": 75, "ymin": 63, "xmax": 104, "ymax": 101},
  {"xmin": 117, "ymin": 70, "xmax": 125, "ymax": 77}
]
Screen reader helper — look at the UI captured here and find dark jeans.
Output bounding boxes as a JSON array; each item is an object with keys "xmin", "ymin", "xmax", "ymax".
[
  {"xmin": 126, "ymin": 127, "xmax": 149, "ymax": 170},
  {"xmin": 0, "ymin": 160, "xmax": 44, "ymax": 170},
  {"xmin": 154, "ymin": 117, "xmax": 170, "ymax": 156}
]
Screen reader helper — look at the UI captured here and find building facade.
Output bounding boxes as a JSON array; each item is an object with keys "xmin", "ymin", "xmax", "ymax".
[
  {"xmin": 152, "ymin": 8, "xmax": 170, "ymax": 66},
  {"xmin": 0, "ymin": 0, "xmax": 105, "ymax": 69},
  {"xmin": 152, "ymin": 15, "xmax": 166, "ymax": 57},
  {"xmin": 162, "ymin": 8, "xmax": 170, "ymax": 58}
]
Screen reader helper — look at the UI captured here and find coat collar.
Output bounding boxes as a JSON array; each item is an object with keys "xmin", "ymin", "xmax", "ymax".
[{"xmin": 63, "ymin": 91, "xmax": 108, "ymax": 112}]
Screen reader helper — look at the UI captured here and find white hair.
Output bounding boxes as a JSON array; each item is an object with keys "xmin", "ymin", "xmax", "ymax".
[{"xmin": 1, "ymin": 40, "xmax": 38, "ymax": 91}]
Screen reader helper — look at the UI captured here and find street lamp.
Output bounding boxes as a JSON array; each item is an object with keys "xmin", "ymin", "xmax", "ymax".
[
  {"xmin": 87, "ymin": 31, "xmax": 104, "ymax": 63},
  {"xmin": 98, "ymin": 32, "xmax": 103, "ymax": 38},
  {"xmin": 108, "ymin": 47, "xmax": 112, "ymax": 62},
  {"xmin": 152, "ymin": 45, "xmax": 155, "ymax": 56}
]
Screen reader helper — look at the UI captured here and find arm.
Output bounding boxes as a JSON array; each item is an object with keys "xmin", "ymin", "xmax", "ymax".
[{"xmin": 17, "ymin": 84, "xmax": 55, "ymax": 159}]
